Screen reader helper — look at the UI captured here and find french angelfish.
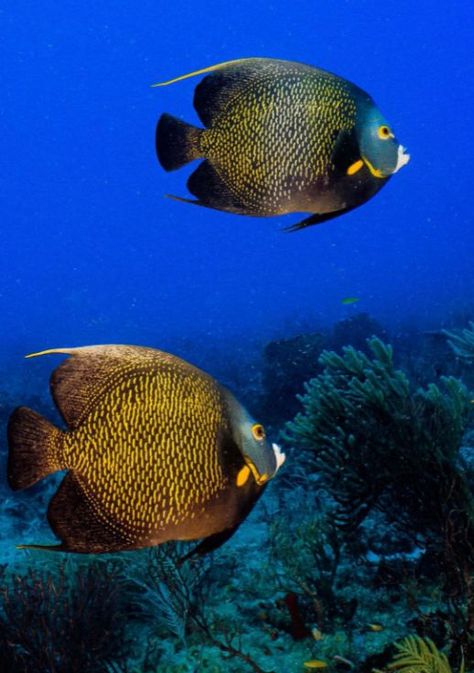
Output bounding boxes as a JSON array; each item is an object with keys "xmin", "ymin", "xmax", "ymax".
[
  {"xmin": 155, "ymin": 57, "xmax": 409, "ymax": 231},
  {"xmin": 7, "ymin": 345, "xmax": 285, "ymax": 555}
]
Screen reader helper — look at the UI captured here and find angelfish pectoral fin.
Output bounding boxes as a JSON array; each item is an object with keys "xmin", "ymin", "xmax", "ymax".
[
  {"xmin": 236, "ymin": 465, "xmax": 251, "ymax": 487},
  {"xmin": 346, "ymin": 159, "xmax": 364, "ymax": 176}
]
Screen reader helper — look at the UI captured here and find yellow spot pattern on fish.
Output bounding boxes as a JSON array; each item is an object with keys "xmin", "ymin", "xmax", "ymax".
[
  {"xmin": 198, "ymin": 66, "xmax": 357, "ymax": 215},
  {"xmin": 61, "ymin": 351, "xmax": 230, "ymax": 542}
]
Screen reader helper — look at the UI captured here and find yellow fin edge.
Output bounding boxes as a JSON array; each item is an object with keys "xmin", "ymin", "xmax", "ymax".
[
  {"xmin": 361, "ymin": 156, "xmax": 385, "ymax": 179},
  {"xmin": 151, "ymin": 57, "xmax": 264, "ymax": 87}
]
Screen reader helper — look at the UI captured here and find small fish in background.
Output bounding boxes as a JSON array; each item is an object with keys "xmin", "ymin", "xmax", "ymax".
[
  {"xmin": 154, "ymin": 57, "xmax": 409, "ymax": 231},
  {"xmin": 7, "ymin": 345, "xmax": 285, "ymax": 555},
  {"xmin": 303, "ymin": 660, "xmax": 328, "ymax": 670},
  {"xmin": 311, "ymin": 626, "xmax": 323, "ymax": 641},
  {"xmin": 341, "ymin": 296, "xmax": 360, "ymax": 305},
  {"xmin": 366, "ymin": 622, "xmax": 384, "ymax": 632}
]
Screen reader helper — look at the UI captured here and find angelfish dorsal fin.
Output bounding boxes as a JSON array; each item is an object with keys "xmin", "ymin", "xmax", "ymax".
[
  {"xmin": 153, "ymin": 58, "xmax": 281, "ymax": 128},
  {"xmin": 26, "ymin": 345, "xmax": 162, "ymax": 429},
  {"xmin": 193, "ymin": 58, "xmax": 274, "ymax": 127},
  {"xmin": 151, "ymin": 58, "xmax": 264, "ymax": 88}
]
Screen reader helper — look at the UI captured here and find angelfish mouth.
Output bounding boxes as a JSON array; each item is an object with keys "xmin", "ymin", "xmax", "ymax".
[
  {"xmin": 393, "ymin": 145, "xmax": 410, "ymax": 173},
  {"xmin": 362, "ymin": 144, "xmax": 410, "ymax": 178},
  {"xmin": 246, "ymin": 443, "xmax": 286, "ymax": 486},
  {"xmin": 272, "ymin": 443, "xmax": 286, "ymax": 473}
]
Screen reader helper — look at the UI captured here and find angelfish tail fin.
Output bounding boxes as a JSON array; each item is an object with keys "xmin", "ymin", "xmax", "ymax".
[
  {"xmin": 156, "ymin": 113, "xmax": 202, "ymax": 171},
  {"xmin": 7, "ymin": 407, "xmax": 63, "ymax": 490}
]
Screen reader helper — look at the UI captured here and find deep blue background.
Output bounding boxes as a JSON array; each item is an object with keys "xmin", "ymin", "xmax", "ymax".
[{"xmin": 1, "ymin": 0, "xmax": 473, "ymax": 380}]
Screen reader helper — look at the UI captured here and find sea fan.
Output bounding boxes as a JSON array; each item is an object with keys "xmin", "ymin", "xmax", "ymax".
[
  {"xmin": 388, "ymin": 635, "xmax": 462, "ymax": 673},
  {"xmin": 444, "ymin": 322, "xmax": 474, "ymax": 359}
]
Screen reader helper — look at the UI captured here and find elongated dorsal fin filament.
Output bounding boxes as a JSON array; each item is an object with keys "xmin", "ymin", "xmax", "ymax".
[{"xmin": 151, "ymin": 57, "xmax": 263, "ymax": 87}]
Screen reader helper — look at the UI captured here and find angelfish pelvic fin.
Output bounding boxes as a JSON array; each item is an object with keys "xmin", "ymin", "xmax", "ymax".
[
  {"xmin": 284, "ymin": 206, "xmax": 358, "ymax": 232},
  {"xmin": 17, "ymin": 543, "xmax": 67, "ymax": 552}
]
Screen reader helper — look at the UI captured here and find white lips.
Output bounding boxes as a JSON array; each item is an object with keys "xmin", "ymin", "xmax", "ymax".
[
  {"xmin": 272, "ymin": 443, "xmax": 286, "ymax": 473},
  {"xmin": 393, "ymin": 145, "xmax": 410, "ymax": 173}
]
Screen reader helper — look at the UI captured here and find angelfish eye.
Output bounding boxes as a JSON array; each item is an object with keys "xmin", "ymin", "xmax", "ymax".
[
  {"xmin": 378, "ymin": 125, "xmax": 392, "ymax": 140},
  {"xmin": 251, "ymin": 423, "xmax": 266, "ymax": 441}
]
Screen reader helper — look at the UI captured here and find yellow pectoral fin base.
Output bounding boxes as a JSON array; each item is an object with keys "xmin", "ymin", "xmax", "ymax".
[
  {"xmin": 236, "ymin": 463, "xmax": 268, "ymax": 487},
  {"xmin": 151, "ymin": 57, "xmax": 264, "ymax": 87},
  {"xmin": 236, "ymin": 465, "xmax": 251, "ymax": 487},
  {"xmin": 346, "ymin": 159, "xmax": 364, "ymax": 176}
]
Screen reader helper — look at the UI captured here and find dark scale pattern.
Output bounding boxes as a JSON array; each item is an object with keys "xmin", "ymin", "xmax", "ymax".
[
  {"xmin": 199, "ymin": 67, "xmax": 357, "ymax": 215},
  {"xmin": 61, "ymin": 352, "xmax": 231, "ymax": 544}
]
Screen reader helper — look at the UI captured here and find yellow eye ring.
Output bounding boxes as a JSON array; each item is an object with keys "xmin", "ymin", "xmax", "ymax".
[
  {"xmin": 378, "ymin": 125, "xmax": 392, "ymax": 140},
  {"xmin": 251, "ymin": 423, "xmax": 266, "ymax": 441}
]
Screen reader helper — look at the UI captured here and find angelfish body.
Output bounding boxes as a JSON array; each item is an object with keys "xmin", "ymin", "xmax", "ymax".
[
  {"xmin": 155, "ymin": 57, "xmax": 409, "ymax": 231},
  {"xmin": 7, "ymin": 345, "xmax": 285, "ymax": 554}
]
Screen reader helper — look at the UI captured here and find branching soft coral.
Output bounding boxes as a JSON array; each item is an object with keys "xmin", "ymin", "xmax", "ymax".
[
  {"xmin": 444, "ymin": 322, "xmax": 474, "ymax": 360},
  {"xmin": 285, "ymin": 338, "xmax": 472, "ymax": 544},
  {"xmin": 134, "ymin": 543, "xmax": 275, "ymax": 673},
  {"xmin": 386, "ymin": 635, "xmax": 462, "ymax": 673},
  {"xmin": 0, "ymin": 560, "xmax": 129, "ymax": 673},
  {"xmin": 284, "ymin": 337, "xmax": 474, "ymax": 661},
  {"xmin": 269, "ymin": 513, "xmax": 344, "ymax": 631}
]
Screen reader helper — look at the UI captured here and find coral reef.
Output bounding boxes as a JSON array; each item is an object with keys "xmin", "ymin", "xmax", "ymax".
[
  {"xmin": 261, "ymin": 332, "xmax": 326, "ymax": 424},
  {"xmin": 133, "ymin": 543, "xmax": 276, "ymax": 673},
  {"xmin": 385, "ymin": 635, "xmax": 461, "ymax": 673},
  {"xmin": 330, "ymin": 312, "xmax": 388, "ymax": 355},
  {"xmin": 0, "ymin": 319, "xmax": 473, "ymax": 672},
  {"xmin": 260, "ymin": 312, "xmax": 387, "ymax": 425},
  {"xmin": 284, "ymin": 337, "xmax": 474, "ymax": 665},
  {"xmin": 268, "ymin": 511, "xmax": 345, "ymax": 632},
  {"xmin": 445, "ymin": 321, "xmax": 474, "ymax": 360},
  {"xmin": 0, "ymin": 560, "xmax": 130, "ymax": 673}
]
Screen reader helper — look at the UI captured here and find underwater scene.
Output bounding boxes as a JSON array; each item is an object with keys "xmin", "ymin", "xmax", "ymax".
[{"xmin": 1, "ymin": 1, "xmax": 474, "ymax": 671}]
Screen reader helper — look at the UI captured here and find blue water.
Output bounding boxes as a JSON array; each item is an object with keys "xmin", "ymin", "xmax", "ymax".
[
  {"xmin": 2, "ymin": 0, "xmax": 473, "ymax": 371},
  {"xmin": 2, "ymin": 3, "xmax": 474, "ymax": 671}
]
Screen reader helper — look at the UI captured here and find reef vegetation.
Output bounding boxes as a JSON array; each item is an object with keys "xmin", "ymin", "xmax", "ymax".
[{"xmin": 0, "ymin": 314, "xmax": 473, "ymax": 672}]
